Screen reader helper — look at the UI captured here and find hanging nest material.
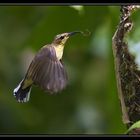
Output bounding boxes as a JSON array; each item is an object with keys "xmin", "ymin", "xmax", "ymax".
[{"xmin": 112, "ymin": 5, "xmax": 140, "ymax": 133}]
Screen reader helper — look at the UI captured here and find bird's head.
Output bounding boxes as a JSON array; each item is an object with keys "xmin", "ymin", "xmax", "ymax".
[
  {"xmin": 51, "ymin": 30, "xmax": 90, "ymax": 60},
  {"xmin": 52, "ymin": 31, "xmax": 82, "ymax": 46}
]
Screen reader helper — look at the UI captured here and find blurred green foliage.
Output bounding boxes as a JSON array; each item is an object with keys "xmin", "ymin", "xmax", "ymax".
[{"xmin": 1, "ymin": 5, "xmax": 139, "ymax": 134}]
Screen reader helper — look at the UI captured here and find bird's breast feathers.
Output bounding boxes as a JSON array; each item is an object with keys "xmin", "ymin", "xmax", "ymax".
[{"xmin": 54, "ymin": 45, "xmax": 64, "ymax": 60}]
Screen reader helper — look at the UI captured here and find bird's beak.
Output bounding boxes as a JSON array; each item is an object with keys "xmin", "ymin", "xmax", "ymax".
[{"xmin": 67, "ymin": 31, "xmax": 82, "ymax": 37}]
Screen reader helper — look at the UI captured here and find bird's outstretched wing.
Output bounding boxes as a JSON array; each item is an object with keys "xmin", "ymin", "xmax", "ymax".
[{"xmin": 25, "ymin": 45, "xmax": 68, "ymax": 93}]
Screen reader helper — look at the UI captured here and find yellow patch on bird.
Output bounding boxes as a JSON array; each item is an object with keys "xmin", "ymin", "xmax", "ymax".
[
  {"xmin": 22, "ymin": 79, "xmax": 33, "ymax": 89},
  {"xmin": 54, "ymin": 45, "xmax": 65, "ymax": 60}
]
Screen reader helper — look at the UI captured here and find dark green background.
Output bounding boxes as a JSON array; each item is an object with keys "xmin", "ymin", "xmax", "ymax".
[{"xmin": 0, "ymin": 5, "xmax": 139, "ymax": 134}]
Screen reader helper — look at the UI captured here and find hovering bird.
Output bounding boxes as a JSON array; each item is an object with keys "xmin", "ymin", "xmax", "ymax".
[{"xmin": 13, "ymin": 31, "xmax": 85, "ymax": 103}]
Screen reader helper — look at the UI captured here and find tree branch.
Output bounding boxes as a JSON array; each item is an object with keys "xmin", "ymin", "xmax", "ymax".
[{"xmin": 112, "ymin": 5, "xmax": 140, "ymax": 134}]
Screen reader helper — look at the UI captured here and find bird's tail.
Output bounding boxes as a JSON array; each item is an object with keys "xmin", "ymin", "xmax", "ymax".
[{"xmin": 13, "ymin": 80, "xmax": 32, "ymax": 103}]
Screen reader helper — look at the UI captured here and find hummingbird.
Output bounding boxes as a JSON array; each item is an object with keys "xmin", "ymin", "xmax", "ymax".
[{"xmin": 13, "ymin": 31, "xmax": 86, "ymax": 103}]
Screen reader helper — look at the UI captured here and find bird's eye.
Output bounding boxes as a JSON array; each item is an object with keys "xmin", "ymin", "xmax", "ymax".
[{"xmin": 60, "ymin": 36, "xmax": 64, "ymax": 40}]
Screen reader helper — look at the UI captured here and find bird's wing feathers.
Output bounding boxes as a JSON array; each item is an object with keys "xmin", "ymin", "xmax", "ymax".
[{"xmin": 25, "ymin": 45, "xmax": 68, "ymax": 93}]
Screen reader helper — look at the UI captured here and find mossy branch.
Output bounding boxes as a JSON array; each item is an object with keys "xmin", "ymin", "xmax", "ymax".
[{"xmin": 112, "ymin": 5, "xmax": 140, "ymax": 134}]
